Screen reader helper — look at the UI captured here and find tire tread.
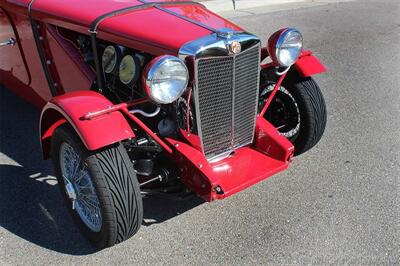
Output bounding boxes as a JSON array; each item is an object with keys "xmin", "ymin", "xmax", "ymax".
[
  {"xmin": 95, "ymin": 146, "xmax": 142, "ymax": 244},
  {"xmin": 286, "ymin": 77, "xmax": 327, "ymax": 155},
  {"xmin": 51, "ymin": 125, "xmax": 142, "ymax": 249}
]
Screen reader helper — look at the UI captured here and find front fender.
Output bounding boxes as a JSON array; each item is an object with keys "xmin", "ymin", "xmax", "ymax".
[
  {"xmin": 40, "ymin": 91, "xmax": 135, "ymax": 159},
  {"xmin": 293, "ymin": 50, "xmax": 327, "ymax": 77}
]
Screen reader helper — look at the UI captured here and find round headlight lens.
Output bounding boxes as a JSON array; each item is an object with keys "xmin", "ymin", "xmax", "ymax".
[
  {"xmin": 144, "ymin": 56, "xmax": 189, "ymax": 104},
  {"xmin": 102, "ymin": 46, "xmax": 117, "ymax": 74},
  {"xmin": 268, "ymin": 28, "xmax": 303, "ymax": 67},
  {"xmin": 119, "ymin": 55, "xmax": 137, "ymax": 85}
]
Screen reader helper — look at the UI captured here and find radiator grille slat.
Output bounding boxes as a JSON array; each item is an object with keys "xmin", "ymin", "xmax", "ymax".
[
  {"xmin": 197, "ymin": 57, "xmax": 234, "ymax": 157},
  {"xmin": 195, "ymin": 44, "xmax": 260, "ymax": 160},
  {"xmin": 233, "ymin": 45, "xmax": 261, "ymax": 147}
]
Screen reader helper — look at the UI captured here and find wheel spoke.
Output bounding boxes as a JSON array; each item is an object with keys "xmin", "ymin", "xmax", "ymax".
[
  {"xmin": 276, "ymin": 124, "xmax": 286, "ymax": 130},
  {"xmin": 80, "ymin": 195, "xmax": 99, "ymax": 209},
  {"xmin": 79, "ymin": 198, "xmax": 101, "ymax": 224},
  {"xmin": 60, "ymin": 142, "xmax": 102, "ymax": 232},
  {"xmin": 62, "ymin": 174, "xmax": 72, "ymax": 184},
  {"xmin": 79, "ymin": 197, "xmax": 97, "ymax": 210},
  {"xmin": 75, "ymin": 167, "xmax": 88, "ymax": 184}
]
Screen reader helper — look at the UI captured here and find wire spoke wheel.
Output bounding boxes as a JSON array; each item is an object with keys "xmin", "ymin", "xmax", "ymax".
[
  {"xmin": 60, "ymin": 142, "xmax": 102, "ymax": 232},
  {"xmin": 260, "ymin": 84, "xmax": 301, "ymax": 141},
  {"xmin": 52, "ymin": 125, "xmax": 143, "ymax": 249},
  {"xmin": 259, "ymin": 71, "xmax": 327, "ymax": 155}
]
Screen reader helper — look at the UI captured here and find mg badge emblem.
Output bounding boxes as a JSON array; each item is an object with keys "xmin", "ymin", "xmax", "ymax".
[{"xmin": 229, "ymin": 41, "xmax": 241, "ymax": 54}]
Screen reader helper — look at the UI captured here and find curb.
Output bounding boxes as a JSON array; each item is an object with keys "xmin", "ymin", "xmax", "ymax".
[
  {"xmin": 197, "ymin": 0, "xmax": 352, "ymax": 16},
  {"xmin": 199, "ymin": 0, "xmax": 310, "ymax": 13}
]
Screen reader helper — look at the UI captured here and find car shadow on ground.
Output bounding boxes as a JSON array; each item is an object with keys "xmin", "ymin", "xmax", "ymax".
[{"xmin": 0, "ymin": 86, "xmax": 203, "ymax": 255}]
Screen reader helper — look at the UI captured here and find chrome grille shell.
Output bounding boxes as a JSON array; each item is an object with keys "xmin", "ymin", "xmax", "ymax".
[{"xmin": 194, "ymin": 43, "xmax": 261, "ymax": 160}]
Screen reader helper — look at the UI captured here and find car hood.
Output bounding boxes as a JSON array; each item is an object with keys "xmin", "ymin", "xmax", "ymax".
[{"xmin": 28, "ymin": 0, "xmax": 243, "ymax": 55}]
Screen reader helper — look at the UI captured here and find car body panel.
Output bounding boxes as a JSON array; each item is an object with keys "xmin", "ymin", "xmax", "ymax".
[
  {"xmin": 40, "ymin": 91, "xmax": 135, "ymax": 159},
  {"xmin": 294, "ymin": 50, "xmax": 326, "ymax": 77},
  {"xmin": 166, "ymin": 117, "xmax": 294, "ymax": 201},
  {"xmin": 0, "ymin": 7, "xmax": 29, "ymax": 84},
  {"xmin": 5, "ymin": 0, "xmax": 242, "ymax": 56},
  {"xmin": 45, "ymin": 25, "xmax": 95, "ymax": 94}
]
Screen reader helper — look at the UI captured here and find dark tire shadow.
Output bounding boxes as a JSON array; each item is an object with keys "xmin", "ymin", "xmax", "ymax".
[
  {"xmin": 142, "ymin": 196, "xmax": 204, "ymax": 226},
  {"xmin": 0, "ymin": 86, "xmax": 96, "ymax": 255},
  {"xmin": 0, "ymin": 86, "xmax": 203, "ymax": 255}
]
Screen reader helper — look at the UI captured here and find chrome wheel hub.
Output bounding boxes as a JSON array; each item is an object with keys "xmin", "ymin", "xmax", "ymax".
[
  {"xmin": 65, "ymin": 182, "xmax": 77, "ymax": 206},
  {"xmin": 59, "ymin": 142, "xmax": 102, "ymax": 232}
]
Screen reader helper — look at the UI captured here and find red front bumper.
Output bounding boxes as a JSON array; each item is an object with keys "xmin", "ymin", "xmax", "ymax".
[{"xmin": 166, "ymin": 117, "xmax": 294, "ymax": 201}]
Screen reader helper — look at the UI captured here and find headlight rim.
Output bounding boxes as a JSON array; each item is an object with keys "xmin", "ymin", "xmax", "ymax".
[
  {"xmin": 268, "ymin": 28, "xmax": 303, "ymax": 67},
  {"xmin": 143, "ymin": 55, "xmax": 189, "ymax": 105}
]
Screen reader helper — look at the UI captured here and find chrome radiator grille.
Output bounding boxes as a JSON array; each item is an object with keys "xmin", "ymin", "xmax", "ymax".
[{"xmin": 195, "ymin": 44, "xmax": 261, "ymax": 160}]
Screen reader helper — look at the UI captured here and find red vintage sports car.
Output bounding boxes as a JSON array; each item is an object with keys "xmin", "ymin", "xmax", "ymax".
[{"xmin": 0, "ymin": 0, "xmax": 327, "ymax": 249}]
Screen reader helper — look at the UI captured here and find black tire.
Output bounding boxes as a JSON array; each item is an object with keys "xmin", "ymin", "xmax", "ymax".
[
  {"xmin": 260, "ymin": 71, "xmax": 327, "ymax": 155},
  {"xmin": 51, "ymin": 124, "xmax": 143, "ymax": 249}
]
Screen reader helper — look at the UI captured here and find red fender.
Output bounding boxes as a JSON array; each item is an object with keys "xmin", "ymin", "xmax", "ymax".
[
  {"xmin": 40, "ymin": 91, "xmax": 135, "ymax": 159},
  {"xmin": 293, "ymin": 50, "xmax": 326, "ymax": 77}
]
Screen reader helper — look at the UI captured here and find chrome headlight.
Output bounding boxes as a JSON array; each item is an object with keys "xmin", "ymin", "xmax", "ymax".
[
  {"xmin": 268, "ymin": 28, "xmax": 303, "ymax": 67},
  {"xmin": 143, "ymin": 55, "xmax": 189, "ymax": 104}
]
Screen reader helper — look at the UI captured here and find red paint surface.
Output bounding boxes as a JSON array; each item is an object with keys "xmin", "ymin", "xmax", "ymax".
[
  {"xmin": 294, "ymin": 50, "xmax": 326, "ymax": 77},
  {"xmin": 180, "ymin": 129, "xmax": 202, "ymax": 151},
  {"xmin": 98, "ymin": 4, "xmax": 240, "ymax": 55},
  {"xmin": 1, "ymin": 0, "xmax": 243, "ymax": 107},
  {"xmin": 166, "ymin": 117, "xmax": 294, "ymax": 201},
  {"xmin": 0, "ymin": 4, "xmax": 52, "ymax": 105},
  {"xmin": 7, "ymin": 0, "xmax": 241, "ymax": 56},
  {"xmin": 0, "ymin": 7, "xmax": 29, "ymax": 84},
  {"xmin": 259, "ymin": 72, "xmax": 287, "ymax": 117},
  {"xmin": 266, "ymin": 28, "xmax": 287, "ymax": 66},
  {"xmin": 254, "ymin": 117, "xmax": 294, "ymax": 162},
  {"xmin": 45, "ymin": 25, "xmax": 95, "ymax": 93},
  {"xmin": 165, "ymin": 5, "xmax": 241, "ymax": 30},
  {"xmin": 40, "ymin": 91, "xmax": 135, "ymax": 158}
]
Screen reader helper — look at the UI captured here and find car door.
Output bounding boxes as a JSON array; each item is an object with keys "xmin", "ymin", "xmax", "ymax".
[{"xmin": 0, "ymin": 7, "xmax": 29, "ymax": 85}]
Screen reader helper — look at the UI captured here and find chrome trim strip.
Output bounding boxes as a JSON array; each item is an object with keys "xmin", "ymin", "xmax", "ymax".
[
  {"xmin": 231, "ymin": 52, "xmax": 236, "ymax": 149},
  {"xmin": 179, "ymin": 31, "xmax": 260, "ymax": 60},
  {"xmin": 193, "ymin": 58, "xmax": 205, "ymax": 159},
  {"xmin": 251, "ymin": 44, "xmax": 262, "ymax": 147}
]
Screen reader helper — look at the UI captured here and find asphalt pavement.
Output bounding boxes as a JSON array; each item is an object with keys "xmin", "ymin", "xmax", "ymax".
[{"xmin": 1, "ymin": 0, "xmax": 399, "ymax": 265}]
